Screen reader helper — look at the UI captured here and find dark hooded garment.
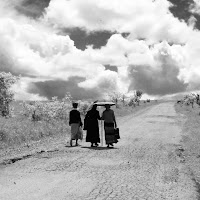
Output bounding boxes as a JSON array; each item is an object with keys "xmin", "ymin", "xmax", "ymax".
[{"xmin": 84, "ymin": 109, "xmax": 101, "ymax": 143}]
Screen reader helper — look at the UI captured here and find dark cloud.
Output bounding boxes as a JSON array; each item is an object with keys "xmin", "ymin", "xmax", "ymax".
[
  {"xmin": 28, "ymin": 76, "xmax": 102, "ymax": 100},
  {"xmin": 15, "ymin": 0, "xmax": 50, "ymax": 18},
  {"xmin": 121, "ymin": 32, "xmax": 130, "ymax": 38},
  {"xmin": 104, "ymin": 65, "xmax": 118, "ymax": 72},
  {"xmin": 128, "ymin": 52, "xmax": 188, "ymax": 95},
  {"xmin": 60, "ymin": 28, "xmax": 114, "ymax": 50},
  {"xmin": 128, "ymin": 65, "xmax": 188, "ymax": 95},
  {"xmin": 168, "ymin": 0, "xmax": 200, "ymax": 29}
]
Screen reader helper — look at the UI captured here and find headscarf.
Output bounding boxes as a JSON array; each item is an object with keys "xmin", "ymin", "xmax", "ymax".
[{"xmin": 86, "ymin": 100, "xmax": 98, "ymax": 112}]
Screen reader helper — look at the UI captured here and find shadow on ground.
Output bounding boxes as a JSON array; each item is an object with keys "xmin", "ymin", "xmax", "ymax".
[{"xmin": 81, "ymin": 146, "xmax": 117, "ymax": 150}]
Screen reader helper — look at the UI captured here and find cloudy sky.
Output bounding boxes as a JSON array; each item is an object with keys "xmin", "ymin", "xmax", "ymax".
[{"xmin": 1, "ymin": 0, "xmax": 200, "ymax": 100}]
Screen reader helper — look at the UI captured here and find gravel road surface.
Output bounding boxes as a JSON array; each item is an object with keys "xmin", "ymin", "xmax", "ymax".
[{"xmin": 0, "ymin": 102, "xmax": 198, "ymax": 200}]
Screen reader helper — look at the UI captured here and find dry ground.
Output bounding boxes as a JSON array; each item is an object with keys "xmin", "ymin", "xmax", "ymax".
[
  {"xmin": 0, "ymin": 102, "xmax": 200, "ymax": 199},
  {"xmin": 175, "ymin": 102, "xmax": 200, "ymax": 199}
]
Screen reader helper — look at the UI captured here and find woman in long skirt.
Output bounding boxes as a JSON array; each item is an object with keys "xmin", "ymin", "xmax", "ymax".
[
  {"xmin": 84, "ymin": 104, "xmax": 101, "ymax": 147},
  {"xmin": 101, "ymin": 104, "xmax": 118, "ymax": 148},
  {"xmin": 69, "ymin": 102, "xmax": 83, "ymax": 146}
]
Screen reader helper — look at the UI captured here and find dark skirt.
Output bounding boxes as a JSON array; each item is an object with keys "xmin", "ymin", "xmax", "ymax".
[
  {"xmin": 86, "ymin": 119, "xmax": 100, "ymax": 143},
  {"xmin": 104, "ymin": 122, "xmax": 118, "ymax": 144}
]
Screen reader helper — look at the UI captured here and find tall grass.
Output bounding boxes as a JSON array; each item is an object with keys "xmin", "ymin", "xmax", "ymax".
[
  {"xmin": 0, "ymin": 101, "xmax": 70, "ymax": 149},
  {"xmin": 0, "ymin": 100, "xmax": 158, "ymax": 150},
  {"xmin": 0, "ymin": 115, "xmax": 70, "ymax": 147}
]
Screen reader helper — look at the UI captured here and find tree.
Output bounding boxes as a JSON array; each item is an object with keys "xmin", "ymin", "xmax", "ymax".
[
  {"xmin": 121, "ymin": 94, "xmax": 127, "ymax": 106},
  {"xmin": 128, "ymin": 90, "xmax": 143, "ymax": 107},
  {"xmin": 0, "ymin": 72, "xmax": 19, "ymax": 117},
  {"xmin": 128, "ymin": 97, "xmax": 136, "ymax": 107},
  {"xmin": 135, "ymin": 90, "xmax": 143, "ymax": 106},
  {"xmin": 107, "ymin": 92, "xmax": 123, "ymax": 108}
]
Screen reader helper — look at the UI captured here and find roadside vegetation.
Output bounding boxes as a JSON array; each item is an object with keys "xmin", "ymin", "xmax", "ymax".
[
  {"xmin": 0, "ymin": 97, "xmax": 157, "ymax": 150},
  {"xmin": 0, "ymin": 72, "xmax": 159, "ymax": 161},
  {"xmin": 175, "ymin": 95, "xmax": 200, "ymax": 189}
]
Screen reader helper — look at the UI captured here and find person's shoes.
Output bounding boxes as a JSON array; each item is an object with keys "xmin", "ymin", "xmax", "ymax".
[{"xmin": 70, "ymin": 140, "xmax": 72, "ymax": 147}]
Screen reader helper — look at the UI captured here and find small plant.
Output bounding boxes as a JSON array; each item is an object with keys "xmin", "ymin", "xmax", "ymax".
[
  {"xmin": 78, "ymin": 101, "xmax": 90, "ymax": 115},
  {"xmin": 128, "ymin": 90, "xmax": 143, "ymax": 107},
  {"xmin": 107, "ymin": 92, "xmax": 123, "ymax": 108}
]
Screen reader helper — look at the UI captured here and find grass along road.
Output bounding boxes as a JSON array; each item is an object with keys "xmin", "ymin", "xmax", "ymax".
[
  {"xmin": 0, "ymin": 102, "xmax": 199, "ymax": 200},
  {"xmin": 0, "ymin": 100, "xmax": 158, "ymax": 162}
]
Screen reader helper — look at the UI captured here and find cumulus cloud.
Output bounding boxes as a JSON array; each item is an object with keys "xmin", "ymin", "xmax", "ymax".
[
  {"xmin": 0, "ymin": 16, "xmax": 75, "ymax": 78},
  {"xmin": 12, "ymin": 77, "xmax": 48, "ymax": 101},
  {"xmin": 44, "ymin": 0, "xmax": 193, "ymax": 44},
  {"xmin": 14, "ymin": 0, "xmax": 50, "ymax": 18},
  {"xmin": 190, "ymin": 0, "xmax": 200, "ymax": 14},
  {"xmin": 1, "ymin": 0, "xmax": 200, "ymax": 100},
  {"xmin": 79, "ymin": 70, "xmax": 118, "ymax": 91},
  {"xmin": 128, "ymin": 42, "xmax": 188, "ymax": 95},
  {"xmin": 28, "ymin": 77, "xmax": 102, "ymax": 100}
]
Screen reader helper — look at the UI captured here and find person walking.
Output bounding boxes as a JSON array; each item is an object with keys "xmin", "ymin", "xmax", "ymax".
[
  {"xmin": 101, "ymin": 104, "xmax": 118, "ymax": 148},
  {"xmin": 69, "ymin": 102, "xmax": 83, "ymax": 146},
  {"xmin": 84, "ymin": 104, "xmax": 101, "ymax": 147}
]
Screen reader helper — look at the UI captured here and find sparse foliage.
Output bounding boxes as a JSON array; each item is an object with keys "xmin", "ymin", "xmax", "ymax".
[
  {"xmin": 22, "ymin": 93, "xmax": 73, "ymax": 122},
  {"xmin": 78, "ymin": 101, "xmax": 90, "ymax": 116},
  {"xmin": 21, "ymin": 92, "xmax": 90, "ymax": 124},
  {"xmin": 177, "ymin": 93, "xmax": 200, "ymax": 108},
  {"xmin": 107, "ymin": 92, "xmax": 123, "ymax": 108},
  {"xmin": 128, "ymin": 90, "xmax": 143, "ymax": 107},
  {"xmin": 0, "ymin": 72, "xmax": 19, "ymax": 117},
  {"xmin": 121, "ymin": 94, "xmax": 126, "ymax": 106}
]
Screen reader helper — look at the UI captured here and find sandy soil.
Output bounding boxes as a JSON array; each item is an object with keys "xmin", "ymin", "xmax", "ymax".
[{"xmin": 0, "ymin": 102, "xmax": 199, "ymax": 200}]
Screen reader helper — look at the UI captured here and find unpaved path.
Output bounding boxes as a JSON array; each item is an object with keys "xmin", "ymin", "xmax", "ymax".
[{"xmin": 0, "ymin": 102, "xmax": 199, "ymax": 200}]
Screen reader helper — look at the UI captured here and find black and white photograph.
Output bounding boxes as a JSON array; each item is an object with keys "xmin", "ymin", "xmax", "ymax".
[{"xmin": 1, "ymin": 0, "xmax": 200, "ymax": 199}]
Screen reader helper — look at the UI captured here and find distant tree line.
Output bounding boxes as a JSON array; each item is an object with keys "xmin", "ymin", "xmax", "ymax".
[{"xmin": 107, "ymin": 90, "xmax": 143, "ymax": 108}]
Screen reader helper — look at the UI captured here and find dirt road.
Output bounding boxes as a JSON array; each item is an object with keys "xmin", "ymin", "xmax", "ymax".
[{"xmin": 0, "ymin": 102, "xmax": 199, "ymax": 200}]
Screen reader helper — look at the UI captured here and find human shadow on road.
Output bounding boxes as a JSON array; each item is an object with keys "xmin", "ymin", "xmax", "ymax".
[
  {"xmin": 81, "ymin": 146, "xmax": 117, "ymax": 150},
  {"xmin": 64, "ymin": 145, "xmax": 81, "ymax": 148}
]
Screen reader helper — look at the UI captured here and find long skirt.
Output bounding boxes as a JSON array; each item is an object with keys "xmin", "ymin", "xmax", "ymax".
[
  {"xmin": 104, "ymin": 122, "xmax": 118, "ymax": 144},
  {"xmin": 86, "ymin": 129, "xmax": 100, "ymax": 143},
  {"xmin": 71, "ymin": 123, "xmax": 82, "ymax": 140},
  {"xmin": 86, "ymin": 120, "xmax": 100, "ymax": 143}
]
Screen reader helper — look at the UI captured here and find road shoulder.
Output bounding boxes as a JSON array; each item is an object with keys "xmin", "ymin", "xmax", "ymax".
[{"xmin": 175, "ymin": 103, "xmax": 200, "ymax": 198}]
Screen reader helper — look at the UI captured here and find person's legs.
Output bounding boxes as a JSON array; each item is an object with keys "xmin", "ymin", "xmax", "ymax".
[
  {"xmin": 91, "ymin": 143, "xmax": 94, "ymax": 147},
  {"xmin": 95, "ymin": 142, "xmax": 98, "ymax": 147},
  {"xmin": 104, "ymin": 122, "xmax": 115, "ymax": 148},
  {"xmin": 75, "ymin": 139, "xmax": 78, "ymax": 146},
  {"xmin": 70, "ymin": 139, "xmax": 73, "ymax": 146}
]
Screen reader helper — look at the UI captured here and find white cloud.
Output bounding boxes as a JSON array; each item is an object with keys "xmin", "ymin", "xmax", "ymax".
[
  {"xmin": 44, "ymin": 0, "xmax": 192, "ymax": 44},
  {"xmin": 0, "ymin": 17, "xmax": 75, "ymax": 77},
  {"xmin": 2, "ymin": 0, "xmax": 200, "ymax": 100},
  {"xmin": 78, "ymin": 70, "xmax": 118, "ymax": 90},
  {"xmin": 190, "ymin": 0, "xmax": 200, "ymax": 14}
]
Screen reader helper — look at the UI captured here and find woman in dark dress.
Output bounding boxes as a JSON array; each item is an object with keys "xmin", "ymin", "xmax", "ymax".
[{"xmin": 84, "ymin": 104, "xmax": 101, "ymax": 147}]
